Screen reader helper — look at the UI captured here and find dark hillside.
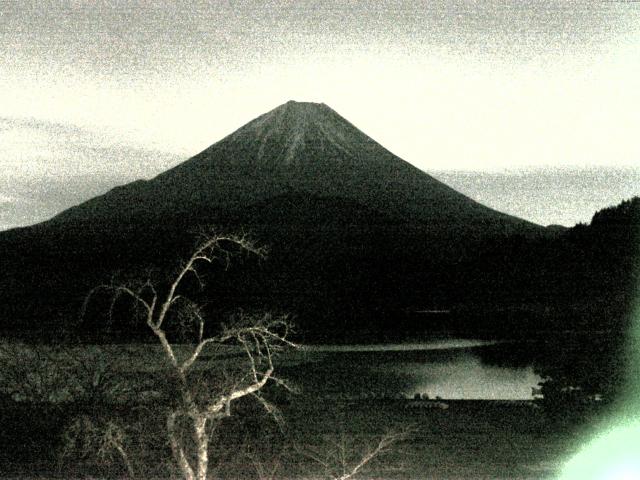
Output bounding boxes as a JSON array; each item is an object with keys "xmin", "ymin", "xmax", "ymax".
[{"xmin": 445, "ymin": 197, "xmax": 639, "ymax": 336}]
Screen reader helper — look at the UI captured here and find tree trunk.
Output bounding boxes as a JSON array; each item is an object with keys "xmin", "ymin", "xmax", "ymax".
[
  {"xmin": 167, "ymin": 410, "xmax": 195, "ymax": 480},
  {"xmin": 194, "ymin": 415, "xmax": 209, "ymax": 480}
]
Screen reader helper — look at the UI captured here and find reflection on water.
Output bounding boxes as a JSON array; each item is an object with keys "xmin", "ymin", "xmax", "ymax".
[
  {"xmin": 282, "ymin": 340, "xmax": 542, "ymax": 400},
  {"xmin": 398, "ymin": 354, "xmax": 541, "ymax": 400},
  {"xmin": 301, "ymin": 339, "xmax": 500, "ymax": 353}
]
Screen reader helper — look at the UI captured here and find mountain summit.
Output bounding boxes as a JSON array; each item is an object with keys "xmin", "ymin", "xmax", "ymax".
[
  {"xmin": 221, "ymin": 100, "xmax": 373, "ymax": 167},
  {"xmin": 52, "ymin": 100, "xmax": 540, "ymax": 234}
]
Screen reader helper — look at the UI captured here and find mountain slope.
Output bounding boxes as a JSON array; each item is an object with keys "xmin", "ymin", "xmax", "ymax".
[{"xmin": 50, "ymin": 101, "xmax": 541, "ymax": 235}]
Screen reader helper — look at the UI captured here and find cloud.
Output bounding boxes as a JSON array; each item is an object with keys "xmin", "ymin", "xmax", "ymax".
[
  {"xmin": 0, "ymin": 117, "xmax": 183, "ymax": 178},
  {"xmin": 0, "ymin": 117, "xmax": 183, "ymax": 230}
]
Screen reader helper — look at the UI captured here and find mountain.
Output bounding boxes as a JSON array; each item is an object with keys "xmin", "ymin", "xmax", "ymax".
[
  {"xmin": 49, "ymin": 101, "xmax": 540, "ymax": 235},
  {"xmin": 0, "ymin": 101, "xmax": 552, "ymax": 340}
]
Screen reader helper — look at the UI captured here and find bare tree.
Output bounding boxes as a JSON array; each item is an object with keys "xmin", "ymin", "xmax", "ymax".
[
  {"xmin": 0, "ymin": 342, "xmax": 128, "ymax": 405},
  {"xmin": 59, "ymin": 414, "xmax": 136, "ymax": 479},
  {"xmin": 83, "ymin": 233, "xmax": 296, "ymax": 480},
  {"xmin": 0, "ymin": 342, "xmax": 74, "ymax": 404},
  {"xmin": 299, "ymin": 430, "xmax": 409, "ymax": 480},
  {"xmin": 245, "ymin": 444, "xmax": 288, "ymax": 480}
]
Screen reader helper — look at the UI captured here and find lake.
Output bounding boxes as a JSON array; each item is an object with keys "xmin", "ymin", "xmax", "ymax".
[
  {"xmin": 280, "ymin": 339, "xmax": 542, "ymax": 400},
  {"xmin": 0, "ymin": 339, "xmax": 542, "ymax": 403}
]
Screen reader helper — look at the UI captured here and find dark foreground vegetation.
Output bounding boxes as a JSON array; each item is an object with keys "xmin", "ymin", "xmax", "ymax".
[
  {"xmin": 0, "ymin": 195, "xmax": 636, "ymax": 478},
  {"xmin": 0, "ymin": 390, "xmax": 609, "ymax": 479}
]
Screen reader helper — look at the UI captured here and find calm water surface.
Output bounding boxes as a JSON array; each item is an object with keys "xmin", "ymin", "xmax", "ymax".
[{"xmin": 281, "ymin": 339, "xmax": 541, "ymax": 400}]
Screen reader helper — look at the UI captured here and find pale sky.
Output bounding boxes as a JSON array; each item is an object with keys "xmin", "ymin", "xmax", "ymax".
[{"xmin": 1, "ymin": 1, "xmax": 639, "ymax": 229}]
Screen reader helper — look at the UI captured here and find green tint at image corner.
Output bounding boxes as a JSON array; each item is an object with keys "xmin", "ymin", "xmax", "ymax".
[
  {"xmin": 560, "ymin": 274, "xmax": 640, "ymax": 480},
  {"xmin": 559, "ymin": 420, "xmax": 640, "ymax": 480}
]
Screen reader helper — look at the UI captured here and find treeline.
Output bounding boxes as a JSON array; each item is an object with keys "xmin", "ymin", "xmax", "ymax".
[
  {"xmin": 0, "ymin": 196, "xmax": 637, "ymax": 346},
  {"xmin": 465, "ymin": 197, "xmax": 640, "ymax": 402}
]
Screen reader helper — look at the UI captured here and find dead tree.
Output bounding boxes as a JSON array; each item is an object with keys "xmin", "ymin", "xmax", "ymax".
[
  {"xmin": 299, "ymin": 429, "xmax": 409, "ymax": 480},
  {"xmin": 83, "ymin": 233, "xmax": 296, "ymax": 480}
]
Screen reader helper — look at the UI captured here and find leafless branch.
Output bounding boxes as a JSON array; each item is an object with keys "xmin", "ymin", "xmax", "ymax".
[
  {"xmin": 180, "ymin": 337, "xmax": 220, "ymax": 374},
  {"xmin": 247, "ymin": 446, "xmax": 286, "ymax": 480},
  {"xmin": 79, "ymin": 232, "xmax": 293, "ymax": 480},
  {"xmin": 60, "ymin": 415, "xmax": 137, "ymax": 479},
  {"xmin": 251, "ymin": 391, "xmax": 285, "ymax": 429},
  {"xmin": 299, "ymin": 429, "xmax": 410, "ymax": 480}
]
